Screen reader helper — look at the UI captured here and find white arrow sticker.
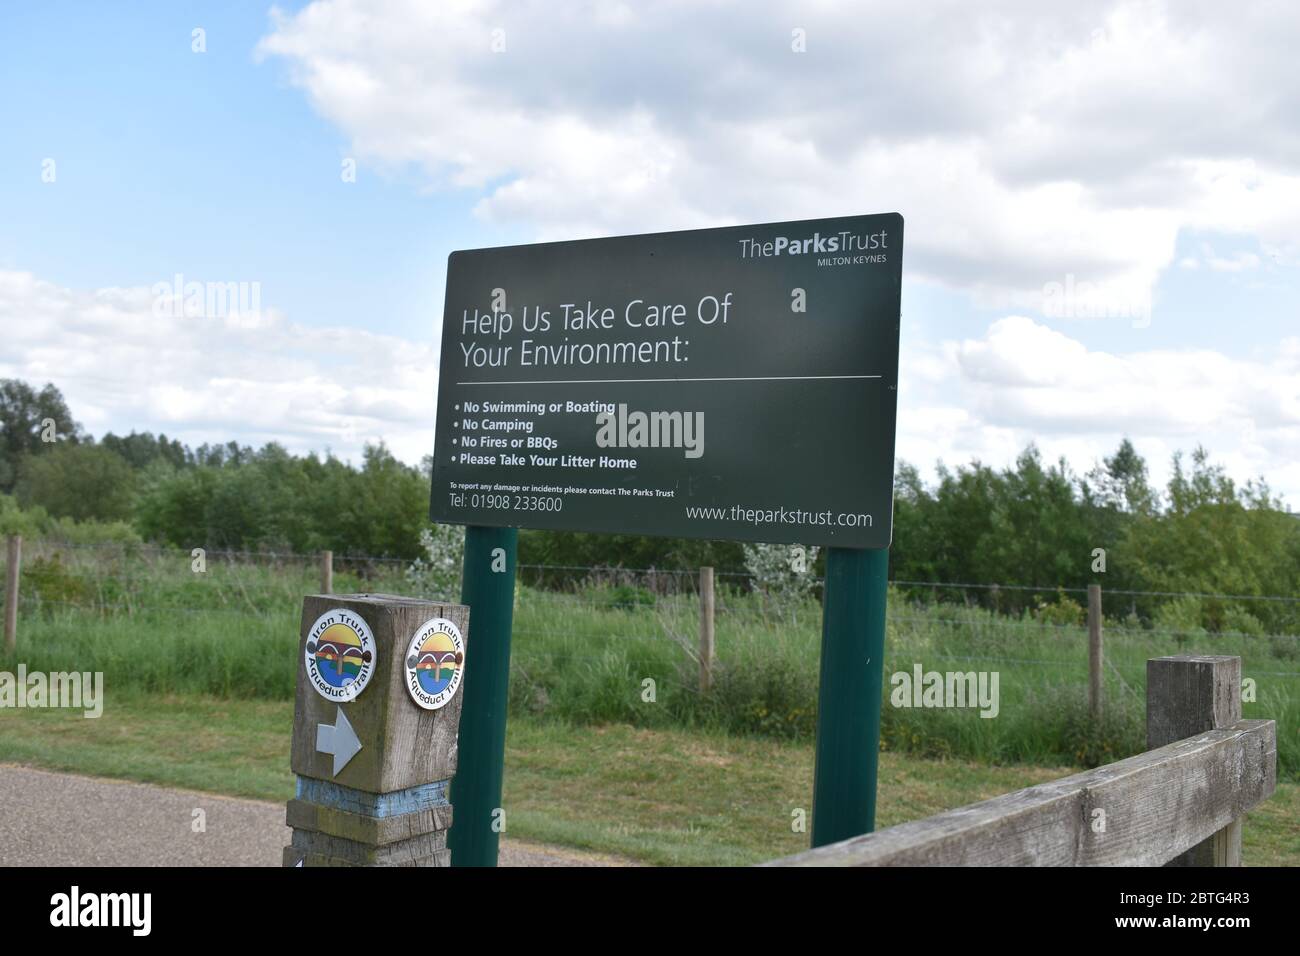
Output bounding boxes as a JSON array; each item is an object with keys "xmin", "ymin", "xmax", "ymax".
[{"xmin": 315, "ymin": 706, "xmax": 362, "ymax": 776}]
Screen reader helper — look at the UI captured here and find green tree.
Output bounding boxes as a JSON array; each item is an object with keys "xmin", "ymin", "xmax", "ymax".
[
  {"xmin": 1087, "ymin": 437, "xmax": 1158, "ymax": 516},
  {"xmin": 135, "ymin": 466, "xmax": 221, "ymax": 549},
  {"xmin": 927, "ymin": 459, "xmax": 1001, "ymax": 587},
  {"xmin": 100, "ymin": 431, "xmax": 193, "ymax": 471},
  {"xmin": 889, "ymin": 461, "xmax": 942, "ymax": 583},
  {"xmin": 980, "ymin": 447, "xmax": 1091, "ymax": 606},
  {"xmin": 1078, "ymin": 439, "xmax": 1152, "ymax": 599},
  {"xmin": 329, "ymin": 443, "xmax": 429, "ymax": 558},
  {"xmin": 0, "ymin": 379, "xmax": 82, "ymax": 493},
  {"xmin": 1124, "ymin": 448, "xmax": 1300, "ymax": 631},
  {"xmin": 15, "ymin": 443, "xmax": 136, "ymax": 522}
]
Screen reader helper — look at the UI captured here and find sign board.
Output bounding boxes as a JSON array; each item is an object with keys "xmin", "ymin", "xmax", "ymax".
[{"xmin": 429, "ymin": 213, "xmax": 902, "ymax": 548}]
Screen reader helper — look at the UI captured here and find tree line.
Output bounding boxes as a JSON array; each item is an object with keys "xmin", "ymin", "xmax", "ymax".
[
  {"xmin": 2, "ymin": 378, "xmax": 1297, "ymax": 630},
  {"xmin": 0, "ymin": 379, "xmax": 427, "ymax": 558}
]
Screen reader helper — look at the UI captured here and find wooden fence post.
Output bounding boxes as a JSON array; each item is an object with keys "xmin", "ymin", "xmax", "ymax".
[
  {"xmin": 1147, "ymin": 655, "xmax": 1243, "ymax": 866},
  {"xmin": 1087, "ymin": 583, "xmax": 1102, "ymax": 720},
  {"xmin": 320, "ymin": 550, "xmax": 333, "ymax": 595},
  {"xmin": 3, "ymin": 534, "xmax": 20, "ymax": 653},
  {"xmin": 699, "ymin": 566, "xmax": 715, "ymax": 693}
]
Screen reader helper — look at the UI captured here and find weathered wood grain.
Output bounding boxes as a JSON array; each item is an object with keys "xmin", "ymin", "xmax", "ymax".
[
  {"xmin": 286, "ymin": 798, "xmax": 453, "ymax": 846},
  {"xmin": 290, "ymin": 826, "xmax": 447, "ymax": 865},
  {"xmin": 763, "ymin": 718, "xmax": 1276, "ymax": 867},
  {"xmin": 1148, "ymin": 654, "xmax": 1242, "ymax": 866},
  {"xmin": 1147, "ymin": 655, "xmax": 1241, "ymax": 750},
  {"xmin": 290, "ymin": 593, "xmax": 469, "ymax": 793},
  {"xmin": 283, "ymin": 846, "xmax": 451, "ymax": 868}
]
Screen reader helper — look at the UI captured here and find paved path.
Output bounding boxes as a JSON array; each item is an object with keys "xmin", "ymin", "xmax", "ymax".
[{"xmin": 0, "ymin": 764, "xmax": 632, "ymax": 867}]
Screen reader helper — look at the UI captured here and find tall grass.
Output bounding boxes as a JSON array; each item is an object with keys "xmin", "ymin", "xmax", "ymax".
[
  {"xmin": 2, "ymin": 544, "xmax": 1296, "ymax": 778},
  {"xmin": 508, "ymin": 584, "xmax": 1297, "ymax": 776}
]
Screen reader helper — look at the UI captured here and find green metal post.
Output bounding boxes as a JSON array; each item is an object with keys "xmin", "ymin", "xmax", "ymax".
[
  {"xmin": 811, "ymin": 546, "xmax": 889, "ymax": 847},
  {"xmin": 447, "ymin": 525, "xmax": 517, "ymax": 866}
]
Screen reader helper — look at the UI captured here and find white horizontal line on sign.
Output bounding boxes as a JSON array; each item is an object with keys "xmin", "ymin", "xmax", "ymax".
[{"xmin": 456, "ymin": 375, "xmax": 884, "ymax": 385}]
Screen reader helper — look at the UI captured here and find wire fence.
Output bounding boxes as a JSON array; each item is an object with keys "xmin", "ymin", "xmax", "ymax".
[
  {"xmin": 5, "ymin": 598, "xmax": 1300, "ymax": 673},
  {"xmin": 4, "ymin": 539, "xmax": 1300, "ymax": 652},
  {"xmin": 7, "ymin": 537, "xmax": 1300, "ymax": 604},
  {"xmin": 6, "ymin": 536, "xmax": 1297, "ymax": 784},
  {"xmin": 9, "ymin": 592, "xmax": 1300, "ymax": 641}
]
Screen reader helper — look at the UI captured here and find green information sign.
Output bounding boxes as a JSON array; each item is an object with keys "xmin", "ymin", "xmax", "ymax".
[{"xmin": 430, "ymin": 213, "xmax": 902, "ymax": 548}]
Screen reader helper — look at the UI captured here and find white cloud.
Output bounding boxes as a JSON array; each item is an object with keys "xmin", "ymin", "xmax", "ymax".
[
  {"xmin": 0, "ymin": 270, "xmax": 436, "ymax": 466},
  {"xmin": 900, "ymin": 316, "xmax": 1300, "ymax": 501},
  {"xmin": 1205, "ymin": 249, "xmax": 1262, "ymax": 273},
  {"xmin": 257, "ymin": 0, "xmax": 1300, "ymax": 312},
  {"xmin": 4, "ymin": 269, "xmax": 1297, "ymax": 504}
]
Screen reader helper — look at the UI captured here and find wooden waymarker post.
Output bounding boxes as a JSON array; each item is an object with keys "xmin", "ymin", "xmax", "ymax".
[{"xmin": 285, "ymin": 593, "xmax": 469, "ymax": 867}]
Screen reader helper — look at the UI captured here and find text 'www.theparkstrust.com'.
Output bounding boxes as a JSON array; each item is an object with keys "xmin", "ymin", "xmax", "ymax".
[{"xmin": 685, "ymin": 504, "xmax": 872, "ymax": 528}]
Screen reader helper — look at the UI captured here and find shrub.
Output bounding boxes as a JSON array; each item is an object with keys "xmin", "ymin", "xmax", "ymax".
[
  {"xmin": 1153, "ymin": 594, "xmax": 1206, "ymax": 644},
  {"xmin": 1035, "ymin": 687, "xmax": 1145, "ymax": 768},
  {"xmin": 589, "ymin": 583, "xmax": 657, "ymax": 611},
  {"xmin": 743, "ymin": 542, "xmax": 820, "ymax": 604},
  {"xmin": 42, "ymin": 516, "xmax": 143, "ymax": 549},
  {"xmin": 22, "ymin": 552, "xmax": 89, "ymax": 607},
  {"xmin": 1033, "ymin": 590, "xmax": 1085, "ymax": 627},
  {"xmin": 404, "ymin": 524, "xmax": 465, "ymax": 601}
]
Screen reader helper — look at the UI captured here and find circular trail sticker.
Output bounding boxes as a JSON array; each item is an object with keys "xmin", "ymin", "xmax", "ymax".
[
  {"xmin": 404, "ymin": 618, "xmax": 465, "ymax": 710},
  {"xmin": 304, "ymin": 608, "xmax": 377, "ymax": 702}
]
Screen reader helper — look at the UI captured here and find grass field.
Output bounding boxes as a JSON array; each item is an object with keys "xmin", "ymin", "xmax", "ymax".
[
  {"xmin": 1, "ymin": 694, "xmax": 1296, "ymax": 866},
  {"xmin": 0, "ymin": 542, "xmax": 1296, "ymax": 866},
  {"xmin": 5, "ymin": 543, "xmax": 1298, "ymax": 776}
]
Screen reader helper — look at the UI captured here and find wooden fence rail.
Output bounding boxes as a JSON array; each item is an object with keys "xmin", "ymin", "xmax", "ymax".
[{"xmin": 765, "ymin": 654, "xmax": 1276, "ymax": 867}]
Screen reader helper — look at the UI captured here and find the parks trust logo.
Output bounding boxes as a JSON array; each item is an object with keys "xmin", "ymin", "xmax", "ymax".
[{"xmin": 736, "ymin": 226, "xmax": 889, "ymax": 259}]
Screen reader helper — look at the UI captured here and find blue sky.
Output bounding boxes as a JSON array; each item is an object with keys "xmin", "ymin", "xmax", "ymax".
[
  {"xmin": 0, "ymin": 1, "xmax": 518, "ymax": 343},
  {"xmin": 1, "ymin": 1, "xmax": 1298, "ymax": 501}
]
